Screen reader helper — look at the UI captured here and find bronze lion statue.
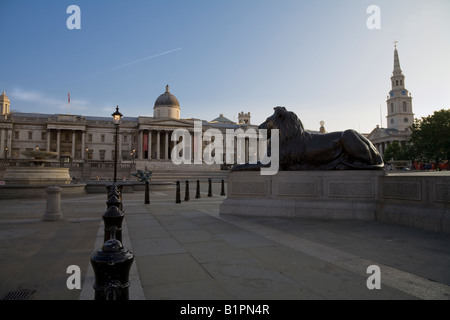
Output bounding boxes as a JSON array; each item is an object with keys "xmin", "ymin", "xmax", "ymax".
[{"xmin": 233, "ymin": 106, "xmax": 384, "ymax": 171}]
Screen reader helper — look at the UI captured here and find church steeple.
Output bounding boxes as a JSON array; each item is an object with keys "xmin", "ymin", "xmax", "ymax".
[
  {"xmin": 393, "ymin": 42, "xmax": 403, "ymax": 77},
  {"xmin": 386, "ymin": 43, "xmax": 414, "ymax": 132}
]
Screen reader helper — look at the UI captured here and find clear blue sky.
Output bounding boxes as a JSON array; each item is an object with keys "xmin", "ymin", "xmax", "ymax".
[{"xmin": 1, "ymin": 0, "xmax": 449, "ymax": 133}]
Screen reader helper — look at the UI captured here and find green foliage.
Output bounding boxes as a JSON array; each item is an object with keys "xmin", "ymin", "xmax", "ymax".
[
  {"xmin": 408, "ymin": 109, "xmax": 450, "ymax": 163},
  {"xmin": 383, "ymin": 141, "xmax": 402, "ymax": 161},
  {"xmin": 132, "ymin": 169, "xmax": 152, "ymax": 182},
  {"xmin": 383, "ymin": 142, "xmax": 414, "ymax": 162}
]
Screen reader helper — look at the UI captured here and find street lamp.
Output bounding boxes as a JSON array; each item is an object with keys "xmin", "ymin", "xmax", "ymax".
[
  {"xmin": 85, "ymin": 147, "xmax": 89, "ymax": 162},
  {"xmin": 112, "ymin": 106, "xmax": 123, "ymax": 183}
]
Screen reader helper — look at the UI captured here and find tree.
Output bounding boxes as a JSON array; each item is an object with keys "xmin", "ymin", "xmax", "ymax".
[
  {"xmin": 383, "ymin": 141, "xmax": 402, "ymax": 161},
  {"xmin": 409, "ymin": 109, "xmax": 450, "ymax": 164}
]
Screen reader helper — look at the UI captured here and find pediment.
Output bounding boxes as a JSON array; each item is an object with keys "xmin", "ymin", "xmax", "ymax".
[
  {"xmin": 367, "ymin": 128, "xmax": 391, "ymax": 140},
  {"xmin": 139, "ymin": 117, "xmax": 198, "ymax": 129}
]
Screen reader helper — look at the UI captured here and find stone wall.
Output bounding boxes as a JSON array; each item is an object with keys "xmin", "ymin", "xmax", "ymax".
[
  {"xmin": 378, "ymin": 173, "xmax": 450, "ymax": 233},
  {"xmin": 220, "ymin": 171, "xmax": 450, "ymax": 234}
]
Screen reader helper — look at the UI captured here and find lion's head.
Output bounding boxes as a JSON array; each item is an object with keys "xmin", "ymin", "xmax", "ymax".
[{"xmin": 259, "ymin": 107, "xmax": 305, "ymax": 144}]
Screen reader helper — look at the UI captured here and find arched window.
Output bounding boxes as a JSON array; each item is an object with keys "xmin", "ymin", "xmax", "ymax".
[
  {"xmin": 396, "ymin": 80, "xmax": 399, "ymax": 86},
  {"xmin": 400, "ymin": 80, "xmax": 403, "ymax": 86},
  {"xmin": 391, "ymin": 103, "xmax": 394, "ymax": 114},
  {"xmin": 403, "ymin": 102, "xmax": 407, "ymax": 112}
]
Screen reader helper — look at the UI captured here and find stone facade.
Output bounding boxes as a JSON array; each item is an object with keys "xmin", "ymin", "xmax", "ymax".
[{"xmin": 0, "ymin": 86, "xmax": 256, "ymax": 174}]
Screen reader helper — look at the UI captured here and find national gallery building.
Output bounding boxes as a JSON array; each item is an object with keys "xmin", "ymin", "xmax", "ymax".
[{"xmin": 0, "ymin": 86, "xmax": 254, "ymax": 178}]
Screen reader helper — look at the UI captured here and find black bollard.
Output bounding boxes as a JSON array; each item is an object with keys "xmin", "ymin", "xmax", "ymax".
[
  {"xmin": 106, "ymin": 194, "xmax": 121, "ymax": 210},
  {"xmin": 220, "ymin": 179, "xmax": 226, "ymax": 196},
  {"xmin": 208, "ymin": 178, "xmax": 213, "ymax": 197},
  {"xmin": 195, "ymin": 180, "xmax": 201, "ymax": 199},
  {"xmin": 107, "ymin": 184, "xmax": 123, "ymax": 211},
  {"xmin": 176, "ymin": 181, "xmax": 181, "ymax": 204},
  {"xmin": 103, "ymin": 205, "xmax": 124, "ymax": 243},
  {"xmin": 145, "ymin": 181, "xmax": 150, "ymax": 204},
  {"xmin": 90, "ymin": 238, "xmax": 134, "ymax": 300},
  {"xmin": 184, "ymin": 180, "xmax": 190, "ymax": 201}
]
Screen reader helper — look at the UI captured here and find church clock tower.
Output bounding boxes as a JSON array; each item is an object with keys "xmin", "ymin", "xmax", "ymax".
[{"xmin": 386, "ymin": 44, "xmax": 414, "ymax": 132}]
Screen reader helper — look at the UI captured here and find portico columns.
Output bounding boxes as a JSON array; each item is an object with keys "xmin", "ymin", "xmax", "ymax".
[
  {"xmin": 56, "ymin": 130, "xmax": 61, "ymax": 160},
  {"xmin": 165, "ymin": 131, "xmax": 169, "ymax": 160},
  {"xmin": 138, "ymin": 130, "xmax": 143, "ymax": 160},
  {"xmin": 81, "ymin": 131, "xmax": 86, "ymax": 160},
  {"xmin": 156, "ymin": 130, "xmax": 161, "ymax": 160},
  {"xmin": 147, "ymin": 130, "xmax": 152, "ymax": 159},
  {"xmin": 46, "ymin": 129, "xmax": 51, "ymax": 152},
  {"xmin": 71, "ymin": 131, "xmax": 76, "ymax": 160},
  {"xmin": 0, "ymin": 128, "xmax": 4, "ymax": 159}
]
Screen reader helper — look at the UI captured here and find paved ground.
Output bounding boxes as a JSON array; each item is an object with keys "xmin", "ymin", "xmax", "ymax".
[{"xmin": 0, "ymin": 181, "xmax": 449, "ymax": 301}]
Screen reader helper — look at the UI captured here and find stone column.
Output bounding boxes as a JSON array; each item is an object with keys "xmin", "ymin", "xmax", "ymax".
[
  {"xmin": 0, "ymin": 128, "xmax": 4, "ymax": 159},
  {"xmin": 156, "ymin": 130, "xmax": 161, "ymax": 160},
  {"xmin": 138, "ymin": 130, "xmax": 143, "ymax": 160},
  {"xmin": 71, "ymin": 131, "xmax": 76, "ymax": 160},
  {"xmin": 6, "ymin": 128, "xmax": 11, "ymax": 158},
  {"xmin": 165, "ymin": 131, "xmax": 169, "ymax": 160},
  {"xmin": 81, "ymin": 131, "xmax": 86, "ymax": 160},
  {"xmin": 147, "ymin": 130, "xmax": 152, "ymax": 160},
  {"xmin": 56, "ymin": 130, "xmax": 61, "ymax": 160},
  {"xmin": 118, "ymin": 132, "xmax": 122, "ymax": 161},
  {"xmin": 46, "ymin": 129, "xmax": 51, "ymax": 152},
  {"xmin": 43, "ymin": 186, "xmax": 63, "ymax": 221}
]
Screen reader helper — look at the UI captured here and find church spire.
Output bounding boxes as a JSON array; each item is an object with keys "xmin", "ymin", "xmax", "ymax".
[
  {"xmin": 393, "ymin": 43, "xmax": 403, "ymax": 76},
  {"xmin": 386, "ymin": 43, "xmax": 414, "ymax": 132}
]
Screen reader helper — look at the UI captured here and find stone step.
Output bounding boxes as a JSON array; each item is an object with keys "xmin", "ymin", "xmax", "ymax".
[{"xmin": 150, "ymin": 171, "xmax": 229, "ymax": 182}]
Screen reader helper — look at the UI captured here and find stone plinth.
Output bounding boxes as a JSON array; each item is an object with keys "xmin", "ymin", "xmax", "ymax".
[
  {"xmin": 220, "ymin": 170, "xmax": 450, "ymax": 234},
  {"xmin": 220, "ymin": 171, "xmax": 384, "ymax": 220}
]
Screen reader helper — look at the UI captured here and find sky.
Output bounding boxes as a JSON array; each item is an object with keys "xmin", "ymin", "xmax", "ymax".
[{"xmin": 0, "ymin": 0, "xmax": 449, "ymax": 133}]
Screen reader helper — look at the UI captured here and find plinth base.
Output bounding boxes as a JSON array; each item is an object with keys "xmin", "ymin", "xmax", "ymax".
[{"xmin": 220, "ymin": 170, "xmax": 384, "ymax": 220}]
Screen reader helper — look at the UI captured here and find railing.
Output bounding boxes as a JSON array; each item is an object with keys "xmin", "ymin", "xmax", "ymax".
[{"xmin": 0, "ymin": 160, "xmax": 134, "ymax": 169}]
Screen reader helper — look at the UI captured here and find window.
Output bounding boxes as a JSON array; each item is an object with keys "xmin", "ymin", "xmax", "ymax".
[
  {"xmin": 41, "ymin": 132, "xmax": 46, "ymax": 140},
  {"xmin": 99, "ymin": 150, "xmax": 106, "ymax": 160},
  {"xmin": 65, "ymin": 133, "xmax": 70, "ymax": 141},
  {"xmin": 14, "ymin": 131, "xmax": 19, "ymax": 139},
  {"xmin": 101, "ymin": 135, "xmax": 105, "ymax": 143},
  {"xmin": 88, "ymin": 134, "xmax": 93, "ymax": 142},
  {"xmin": 400, "ymin": 80, "xmax": 403, "ymax": 85},
  {"xmin": 124, "ymin": 135, "xmax": 128, "ymax": 143},
  {"xmin": 390, "ymin": 103, "xmax": 394, "ymax": 114},
  {"xmin": 403, "ymin": 102, "xmax": 407, "ymax": 112},
  {"xmin": 396, "ymin": 80, "xmax": 399, "ymax": 86},
  {"xmin": 28, "ymin": 132, "xmax": 33, "ymax": 140}
]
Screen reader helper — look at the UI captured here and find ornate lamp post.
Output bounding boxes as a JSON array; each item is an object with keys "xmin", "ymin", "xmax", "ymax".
[{"xmin": 112, "ymin": 106, "xmax": 123, "ymax": 183}]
